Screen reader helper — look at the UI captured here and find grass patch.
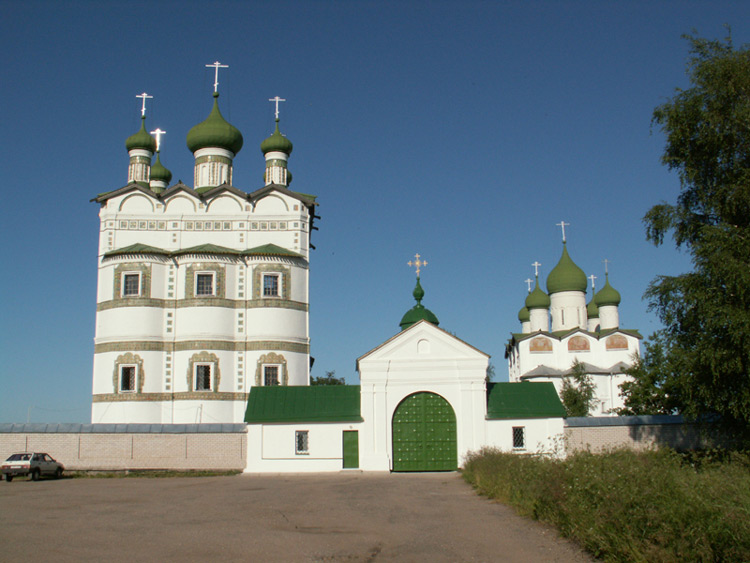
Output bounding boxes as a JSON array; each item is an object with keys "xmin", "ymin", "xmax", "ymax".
[
  {"xmin": 462, "ymin": 448, "xmax": 750, "ymax": 562},
  {"xmin": 67, "ymin": 469, "xmax": 242, "ymax": 479}
]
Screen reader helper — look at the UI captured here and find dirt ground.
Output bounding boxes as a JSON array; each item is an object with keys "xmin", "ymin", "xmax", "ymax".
[{"xmin": 0, "ymin": 471, "xmax": 593, "ymax": 562}]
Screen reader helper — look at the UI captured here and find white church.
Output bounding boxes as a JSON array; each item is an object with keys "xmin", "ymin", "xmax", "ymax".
[{"xmin": 90, "ymin": 66, "xmax": 639, "ymax": 472}]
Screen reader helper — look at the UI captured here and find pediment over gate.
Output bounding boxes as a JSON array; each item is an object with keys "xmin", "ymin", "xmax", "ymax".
[{"xmin": 356, "ymin": 320, "xmax": 489, "ymax": 384}]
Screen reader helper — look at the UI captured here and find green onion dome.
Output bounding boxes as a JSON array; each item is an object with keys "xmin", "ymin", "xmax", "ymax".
[
  {"xmin": 518, "ymin": 305, "xmax": 530, "ymax": 323},
  {"xmin": 150, "ymin": 152, "xmax": 172, "ymax": 184},
  {"xmin": 399, "ymin": 278, "xmax": 440, "ymax": 330},
  {"xmin": 186, "ymin": 92, "xmax": 244, "ymax": 155},
  {"xmin": 595, "ymin": 275, "xmax": 621, "ymax": 306},
  {"xmin": 125, "ymin": 116, "xmax": 157, "ymax": 152},
  {"xmin": 525, "ymin": 277, "xmax": 551, "ymax": 309},
  {"xmin": 546, "ymin": 243, "xmax": 587, "ymax": 294},
  {"xmin": 587, "ymin": 296, "xmax": 600, "ymax": 319},
  {"xmin": 261, "ymin": 119, "xmax": 293, "ymax": 155}
]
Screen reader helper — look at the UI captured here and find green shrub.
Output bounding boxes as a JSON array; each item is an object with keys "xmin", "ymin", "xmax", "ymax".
[{"xmin": 462, "ymin": 448, "xmax": 750, "ymax": 562}]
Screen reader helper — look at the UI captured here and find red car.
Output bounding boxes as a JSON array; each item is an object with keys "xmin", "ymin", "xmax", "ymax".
[{"xmin": 2, "ymin": 452, "xmax": 64, "ymax": 481}]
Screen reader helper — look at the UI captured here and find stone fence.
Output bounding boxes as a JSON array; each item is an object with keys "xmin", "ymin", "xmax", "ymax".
[
  {"xmin": 0, "ymin": 423, "xmax": 247, "ymax": 471},
  {"xmin": 565, "ymin": 415, "xmax": 719, "ymax": 452}
]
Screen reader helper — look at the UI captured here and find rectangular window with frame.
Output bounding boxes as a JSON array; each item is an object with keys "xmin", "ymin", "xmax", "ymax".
[
  {"xmin": 122, "ymin": 273, "xmax": 141, "ymax": 297},
  {"xmin": 295, "ymin": 430, "xmax": 309, "ymax": 455},
  {"xmin": 512, "ymin": 426, "xmax": 525, "ymax": 450},
  {"xmin": 120, "ymin": 365, "xmax": 136, "ymax": 392},
  {"xmin": 195, "ymin": 364, "xmax": 212, "ymax": 391},
  {"xmin": 195, "ymin": 272, "xmax": 215, "ymax": 296},
  {"xmin": 262, "ymin": 273, "xmax": 280, "ymax": 297},
  {"xmin": 264, "ymin": 365, "xmax": 280, "ymax": 386}
]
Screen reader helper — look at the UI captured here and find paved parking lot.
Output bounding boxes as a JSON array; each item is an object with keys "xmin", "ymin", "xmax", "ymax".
[{"xmin": 0, "ymin": 472, "xmax": 592, "ymax": 562}]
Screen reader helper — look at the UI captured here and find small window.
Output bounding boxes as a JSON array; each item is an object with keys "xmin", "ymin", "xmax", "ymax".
[
  {"xmin": 512, "ymin": 426, "xmax": 525, "ymax": 450},
  {"xmin": 263, "ymin": 274, "xmax": 280, "ymax": 297},
  {"xmin": 295, "ymin": 430, "xmax": 309, "ymax": 455},
  {"xmin": 195, "ymin": 364, "xmax": 212, "ymax": 391},
  {"xmin": 196, "ymin": 273, "xmax": 215, "ymax": 296},
  {"xmin": 122, "ymin": 273, "xmax": 141, "ymax": 297},
  {"xmin": 264, "ymin": 365, "xmax": 280, "ymax": 386},
  {"xmin": 120, "ymin": 365, "xmax": 136, "ymax": 392}
]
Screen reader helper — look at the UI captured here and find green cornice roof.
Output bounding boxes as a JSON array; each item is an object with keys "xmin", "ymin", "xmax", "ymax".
[
  {"xmin": 104, "ymin": 242, "xmax": 302, "ymax": 260},
  {"xmin": 243, "ymin": 243, "xmax": 302, "ymax": 258},
  {"xmin": 260, "ymin": 119, "xmax": 293, "ymax": 155},
  {"xmin": 125, "ymin": 116, "xmax": 156, "ymax": 153},
  {"xmin": 507, "ymin": 327, "xmax": 642, "ymax": 344},
  {"xmin": 595, "ymin": 275, "xmax": 622, "ymax": 306},
  {"xmin": 104, "ymin": 243, "xmax": 167, "ymax": 257},
  {"xmin": 546, "ymin": 243, "xmax": 587, "ymax": 294},
  {"xmin": 244, "ymin": 386, "xmax": 362, "ymax": 423},
  {"xmin": 486, "ymin": 382, "xmax": 566, "ymax": 419},
  {"xmin": 186, "ymin": 92, "xmax": 244, "ymax": 155}
]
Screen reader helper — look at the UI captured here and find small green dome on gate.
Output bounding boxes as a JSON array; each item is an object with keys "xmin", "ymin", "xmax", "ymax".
[
  {"xmin": 261, "ymin": 119, "xmax": 293, "ymax": 155},
  {"xmin": 125, "ymin": 116, "xmax": 157, "ymax": 153},
  {"xmin": 546, "ymin": 243, "xmax": 587, "ymax": 294},
  {"xmin": 187, "ymin": 92, "xmax": 244, "ymax": 155},
  {"xmin": 595, "ymin": 275, "xmax": 621, "ymax": 306},
  {"xmin": 399, "ymin": 278, "xmax": 440, "ymax": 330}
]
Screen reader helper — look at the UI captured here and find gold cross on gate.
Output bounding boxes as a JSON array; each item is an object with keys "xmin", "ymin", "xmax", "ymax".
[{"xmin": 408, "ymin": 253, "xmax": 428, "ymax": 277}]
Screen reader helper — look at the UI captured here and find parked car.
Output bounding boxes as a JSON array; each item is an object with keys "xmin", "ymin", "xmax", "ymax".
[{"xmin": 2, "ymin": 452, "xmax": 64, "ymax": 481}]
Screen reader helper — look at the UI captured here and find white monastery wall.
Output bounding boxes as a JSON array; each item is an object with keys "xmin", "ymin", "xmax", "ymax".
[{"xmin": 484, "ymin": 418, "xmax": 565, "ymax": 457}]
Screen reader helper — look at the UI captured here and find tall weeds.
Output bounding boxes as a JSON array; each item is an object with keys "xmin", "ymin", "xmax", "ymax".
[{"xmin": 462, "ymin": 448, "xmax": 750, "ymax": 562}]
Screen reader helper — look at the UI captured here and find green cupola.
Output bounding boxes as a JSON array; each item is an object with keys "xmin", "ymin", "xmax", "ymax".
[
  {"xmin": 125, "ymin": 116, "xmax": 155, "ymax": 185},
  {"xmin": 126, "ymin": 116, "xmax": 157, "ymax": 152},
  {"xmin": 261, "ymin": 118, "xmax": 293, "ymax": 186},
  {"xmin": 518, "ymin": 305, "xmax": 530, "ymax": 323},
  {"xmin": 587, "ymin": 296, "xmax": 599, "ymax": 318},
  {"xmin": 595, "ymin": 274, "xmax": 621, "ymax": 307},
  {"xmin": 186, "ymin": 92, "xmax": 244, "ymax": 155},
  {"xmin": 546, "ymin": 243, "xmax": 587, "ymax": 294},
  {"xmin": 525, "ymin": 276, "xmax": 551, "ymax": 309},
  {"xmin": 149, "ymin": 152, "xmax": 172, "ymax": 193},
  {"xmin": 399, "ymin": 278, "xmax": 440, "ymax": 331}
]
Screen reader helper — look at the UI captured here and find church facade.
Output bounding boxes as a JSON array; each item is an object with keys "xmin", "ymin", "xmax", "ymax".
[
  {"xmin": 506, "ymin": 242, "xmax": 642, "ymax": 415},
  {"xmin": 91, "ymin": 84, "xmax": 315, "ymax": 424}
]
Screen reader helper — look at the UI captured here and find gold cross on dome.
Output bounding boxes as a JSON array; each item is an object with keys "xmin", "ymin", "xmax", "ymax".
[{"xmin": 408, "ymin": 253, "xmax": 428, "ymax": 277}]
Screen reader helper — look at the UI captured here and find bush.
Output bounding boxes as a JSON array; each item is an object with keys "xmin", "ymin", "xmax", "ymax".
[{"xmin": 462, "ymin": 448, "xmax": 750, "ymax": 562}]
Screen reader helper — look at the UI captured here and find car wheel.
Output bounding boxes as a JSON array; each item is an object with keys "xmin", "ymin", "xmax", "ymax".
[
  {"xmin": 31, "ymin": 469, "xmax": 40, "ymax": 481},
  {"xmin": 55, "ymin": 468, "xmax": 63, "ymax": 479},
  {"xmin": 5, "ymin": 475, "xmax": 12, "ymax": 482}
]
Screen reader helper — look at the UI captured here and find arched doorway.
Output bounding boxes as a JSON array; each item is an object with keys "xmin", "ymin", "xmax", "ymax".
[{"xmin": 392, "ymin": 392, "xmax": 457, "ymax": 471}]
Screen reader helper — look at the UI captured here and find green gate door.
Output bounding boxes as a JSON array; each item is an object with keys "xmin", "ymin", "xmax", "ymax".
[{"xmin": 392, "ymin": 392, "xmax": 457, "ymax": 472}]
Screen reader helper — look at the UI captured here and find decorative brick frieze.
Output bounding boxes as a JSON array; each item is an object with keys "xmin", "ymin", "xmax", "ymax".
[
  {"xmin": 92, "ymin": 392, "xmax": 250, "ymax": 403},
  {"xmin": 97, "ymin": 297, "xmax": 308, "ymax": 312},
  {"xmin": 94, "ymin": 340, "xmax": 309, "ymax": 354}
]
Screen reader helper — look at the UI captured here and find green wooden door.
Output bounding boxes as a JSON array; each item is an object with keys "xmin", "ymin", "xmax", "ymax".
[
  {"xmin": 392, "ymin": 392, "xmax": 457, "ymax": 472},
  {"xmin": 342, "ymin": 430, "xmax": 359, "ymax": 469}
]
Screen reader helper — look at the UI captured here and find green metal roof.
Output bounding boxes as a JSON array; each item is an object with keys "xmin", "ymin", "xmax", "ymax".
[
  {"xmin": 518, "ymin": 305, "xmax": 530, "ymax": 322},
  {"xmin": 525, "ymin": 277, "xmax": 551, "ymax": 309},
  {"xmin": 399, "ymin": 277, "xmax": 439, "ymax": 330},
  {"xmin": 245, "ymin": 386, "xmax": 363, "ymax": 423},
  {"xmin": 486, "ymin": 382, "xmax": 566, "ymax": 419},
  {"xmin": 595, "ymin": 274, "xmax": 622, "ymax": 306},
  {"xmin": 150, "ymin": 153, "xmax": 172, "ymax": 183},
  {"xmin": 104, "ymin": 242, "xmax": 301, "ymax": 260},
  {"xmin": 125, "ymin": 116, "xmax": 157, "ymax": 152},
  {"xmin": 173, "ymin": 244, "xmax": 240, "ymax": 256}
]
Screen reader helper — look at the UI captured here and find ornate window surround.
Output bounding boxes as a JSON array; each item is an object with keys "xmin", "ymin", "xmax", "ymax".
[
  {"xmin": 113, "ymin": 263, "xmax": 151, "ymax": 300},
  {"xmin": 112, "ymin": 352, "xmax": 145, "ymax": 394},
  {"xmin": 186, "ymin": 352, "xmax": 221, "ymax": 392},
  {"xmin": 255, "ymin": 352, "xmax": 288, "ymax": 386}
]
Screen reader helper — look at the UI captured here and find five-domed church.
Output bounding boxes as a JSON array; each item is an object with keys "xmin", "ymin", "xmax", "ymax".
[
  {"xmin": 91, "ymin": 79, "xmax": 315, "ymax": 424},
  {"xmin": 506, "ymin": 240, "xmax": 641, "ymax": 415}
]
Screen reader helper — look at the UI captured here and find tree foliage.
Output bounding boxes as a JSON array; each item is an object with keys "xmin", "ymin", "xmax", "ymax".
[
  {"xmin": 641, "ymin": 31, "xmax": 750, "ymax": 431},
  {"xmin": 560, "ymin": 360, "xmax": 598, "ymax": 417},
  {"xmin": 310, "ymin": 370, "xmax": 345, "ymax": 386}
]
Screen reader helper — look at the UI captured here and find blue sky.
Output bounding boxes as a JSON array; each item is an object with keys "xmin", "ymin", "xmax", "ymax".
[{"xmin": 2, "ymin": 1, "xmax": 748, "ymax": 423}]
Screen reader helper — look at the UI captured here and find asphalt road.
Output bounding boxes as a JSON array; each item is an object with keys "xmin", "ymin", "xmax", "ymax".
[{"xmin": 0, "ymin": 472, "xmax": 593, "ymax": 562}]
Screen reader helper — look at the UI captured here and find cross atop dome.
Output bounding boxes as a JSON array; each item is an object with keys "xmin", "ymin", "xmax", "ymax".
[
  {"xmin": 556, "ymin": 220, "xmax": 570, "ymax": 243},
  {"xmin": 269, "ymin": 96, "xmax": 286, "ymax": 120},
  {"xmin": 206, "ymin": 61, "xmax": 229, "ymax": 93},
  {"xmin": 136, "ymin": 92, "xmax": 152, "ymax": 117},
  {"xmin": 408, "ymin": 253, "xmax": 428, "ymax": 277}
]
